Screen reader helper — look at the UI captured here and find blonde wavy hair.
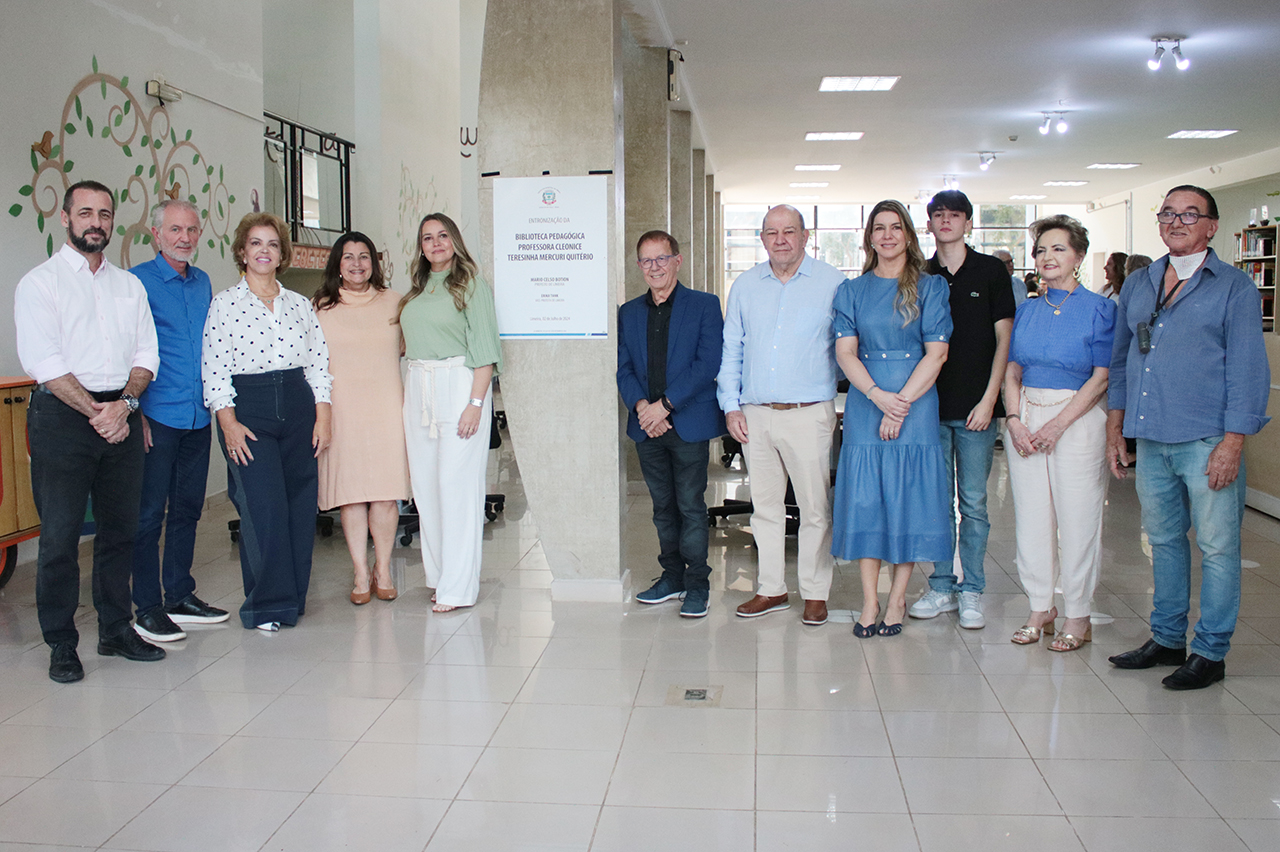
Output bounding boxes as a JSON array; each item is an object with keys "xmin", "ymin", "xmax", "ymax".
[
  {"xmin": 397, "ymin": 213, "xmax": 478, "ymax": 322},
  {"xmin": 862, "ymin": 200, "xmax": 927, "ymax": 327}
]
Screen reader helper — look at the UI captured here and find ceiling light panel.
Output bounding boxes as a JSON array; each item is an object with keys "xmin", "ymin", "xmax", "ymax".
[
  {"xmin": 785, "ymin": 196, "xmax": 820, "ymax": 202},
  {"xmin": 1010, "ymin": 195, "xmax": 1048, "ymax": 200},
  {"xmin": 795, "ymin": 164, "xmax": 841, "ymax": 171},
  {"xmin": 818, "ymin": 76, "xmax": 899, "ymax": 92},
  {"xmin": 790, "ymin": 182, "xmax": 829, "ymax": 188},
  {"xmin": 805, "ymin": 131, "xmax": 865, "ymax": 141},
  {"xmin": 1167, "ymin": 130, "xmax": 1237, "ymax": 139},
  {"xmin": 1044, "ymin": 180, "xmax": 1089, "ymax": 187},
  {"xmin": 1087, "ymin": 163, "xmax": 1141, "ymax": 169}
]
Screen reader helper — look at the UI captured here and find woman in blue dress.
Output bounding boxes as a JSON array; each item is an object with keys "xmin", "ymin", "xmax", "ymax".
[{"xmin": 832, "ymin": 200, "xmax": 954, "ymax": 638}]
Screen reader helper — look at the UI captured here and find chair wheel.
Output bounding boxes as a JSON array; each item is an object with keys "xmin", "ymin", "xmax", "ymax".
[{"xmin": 400, "ymin": 534, "xmax": 413, "ymax": 546}]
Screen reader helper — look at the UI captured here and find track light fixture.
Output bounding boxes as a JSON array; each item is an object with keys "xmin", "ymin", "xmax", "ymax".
[
  {"xmin": 1039, "ymin": 112, "xmax": 1068, "ymax": 135},
  {"xmin": 979, "ymin": 152, "xmax": 996, "ymax": 171},
  {"xmin": 1149, "ymin": 36, "xmax": 1189, "ymax": 71}
]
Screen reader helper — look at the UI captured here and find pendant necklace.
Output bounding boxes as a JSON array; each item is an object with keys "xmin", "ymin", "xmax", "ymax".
[{"xmin": 1043, "ymin": 287, "xmax": 1072, "ymax": 315}]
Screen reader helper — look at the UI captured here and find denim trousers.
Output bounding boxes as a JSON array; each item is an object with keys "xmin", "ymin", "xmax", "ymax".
[
  {"xmin": 220, "ymin": 369, "xmax": 317, "ymax": 629},
  {"xmin": 1136, "ymin": 436, "xmax": 1246, "ymax": 661},
  {"xmin": 132, "ymin": 420, "xmax": 211, "ymax": 614},
  {"xmin": 635, "ymin": 431, "xmax": 711, "ymax": 593},
  {"xmin": 28, "ymin": 389, "xmax": 144, "ymax": 645},
  {"xmin": 928, "ymin": 419, "xmax": 997, "ymax": 594}
]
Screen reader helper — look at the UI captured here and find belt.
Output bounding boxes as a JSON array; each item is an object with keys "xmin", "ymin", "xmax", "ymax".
[
  {"xmin": 35, "ymin": 383, "xmax": 123, "ymax": 402},
  {"xmin": 763, "ymin": 401, "xmax": 821, "ymax": 410}
]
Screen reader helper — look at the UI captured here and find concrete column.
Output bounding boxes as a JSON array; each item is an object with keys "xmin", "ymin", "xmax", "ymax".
[
  {"xmin": 478, "ymin": 0, "xmax": 626, "ymax": 601},
  {"xmin": 668, "ymin": 110, "xmax": 692, "ymax": 288},
  {"xmin": 690, "ymin": 148, "xmax": 706, "ymax": 291},
  {"xmin": 714, "ymin": 189, "xmax": 725, "ymax": 304},
  {"xmin": 705, "ymin": 173, "xmax": 716, "ymax": 298},
  {"xmin": 622, "ymin": 36, "xmax": 669, "ymax": 303}
]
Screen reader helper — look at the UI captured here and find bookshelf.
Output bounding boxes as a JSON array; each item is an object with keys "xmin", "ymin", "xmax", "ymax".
[{"xmin": 1236, "ymin": 224, "xmax": 1277, "ymax": 332}]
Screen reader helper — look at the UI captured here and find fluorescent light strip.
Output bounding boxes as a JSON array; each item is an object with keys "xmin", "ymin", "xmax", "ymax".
[
  {"xmin": 790, "ymin": 182, "xmax": 829, "ymax": 188},
  {"xmin": 819, "ymin": 76, "xmax": 899, "ymax": 92},
  {"xmin": 785, "ymin": 196, "xmax": 820, "ymax": 202},
  {"xmin": 1010, "ymin": 194, "xmax": 1048, "ymax": 200},
  {"xmin": 1044, "ymin": 180, "xmax": 1089, "ymax": 187},
  {"xmin": 805, "ymin": 131, "xmax": 864, "ymax": 141},
  {"xmin": 1167, "ymin": 129, "xmax": 1237, "ymax": 139},
  {"xmin": 1087, "ymin": 163, "xmax": 1141, "ymax": 169},
  {"xmin": 795, "ymin": 164, "xmax": 841, "ymax": 171}
]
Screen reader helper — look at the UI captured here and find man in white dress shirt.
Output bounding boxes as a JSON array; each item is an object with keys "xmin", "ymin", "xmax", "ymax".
[{"xmin": 15, "ymin": 180, "xmax": 167, "ymax": 682}]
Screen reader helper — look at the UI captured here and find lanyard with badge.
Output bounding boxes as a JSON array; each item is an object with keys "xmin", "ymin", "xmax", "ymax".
[{"xmin": 1136, "ymin": 271, "xmax": 1190, "ymax": 354}]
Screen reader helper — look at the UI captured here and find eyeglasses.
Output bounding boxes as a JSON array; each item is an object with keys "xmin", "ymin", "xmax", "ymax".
[
  {"xmin": 638, "ymin": 254, "xmax": 676, "ymax": 269},
  {"xmin": 1156, "ymin": 211, "xmax": 1215, "ymax": 225}
]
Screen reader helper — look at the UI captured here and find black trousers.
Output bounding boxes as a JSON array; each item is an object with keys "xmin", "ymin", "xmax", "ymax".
[
  {"xmin": 28, "ymin": 389, "xmax": 143, "ymax": 646},
  {"xmin": 219, "ymin": 368, "xmax": 317, "ymax": 628}
]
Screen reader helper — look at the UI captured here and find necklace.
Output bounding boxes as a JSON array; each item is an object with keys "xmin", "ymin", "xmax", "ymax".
[{"xmin": 1043, "ymin": 287, "xmax": 1073, "ymax": 315}]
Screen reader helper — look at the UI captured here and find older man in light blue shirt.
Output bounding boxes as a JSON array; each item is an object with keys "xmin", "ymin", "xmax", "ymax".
[{"xmin": 718, "ymin": 205, "xmax": 844, "ymax": 625}]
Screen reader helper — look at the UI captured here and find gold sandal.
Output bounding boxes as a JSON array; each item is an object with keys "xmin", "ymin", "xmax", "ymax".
[
  {"xmin": 1049, "ymin": 624, "xmax": 1092, "ymax": 653},
  {"xmin": 1011, "ymin": 607, "xmax": 1057, "ymax": 645}
]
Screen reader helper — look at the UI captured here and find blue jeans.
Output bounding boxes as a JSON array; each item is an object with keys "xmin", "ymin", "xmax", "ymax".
[
  {"xmin": 1136, "ymin": 436, "xmax": 1245, "ymax": 661},
  {"xmin": 929, "ymin": 420, "xmax": 997, "ymax": 594},
  {"xmin": 635, "ymin": 432, "xmax": 711, "ymax": 593},
  {"xmin": 132, "ymin": 420, "xmax": 211, "ymax": 614}
]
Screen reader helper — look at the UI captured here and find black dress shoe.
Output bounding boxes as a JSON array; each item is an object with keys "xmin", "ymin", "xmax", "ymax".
[
  {"xmin": 1108, "ymin": 639, "xmax": 1187, "ymax": 670},
  {"xmin": 164, "ymin": 595, "xmax": 230, "ymax": 624},
  {"xmin": 1162, "ymin": 654, "xmax": 1226, "ymax": 690},
  {"xmin": 49, "ymin": 642, "xmax": 84, "ymax": 683},
  {"xmin": 98, "ymin": 630, "xmax": 166, "ymax": 662},
  {"xmin": 134, "ymin": 608, "xmax": 186, "ymax": 642}
]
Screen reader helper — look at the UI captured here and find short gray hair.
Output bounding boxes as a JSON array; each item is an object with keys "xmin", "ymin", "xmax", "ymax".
[{"xmin": 150, "ymin": 199, "xmax": 200, "ymax": 230}]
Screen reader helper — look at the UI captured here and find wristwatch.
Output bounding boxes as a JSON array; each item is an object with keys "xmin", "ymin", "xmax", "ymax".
[
  {"xmin": 120, "ymin": 393, "xmax": 140, "ymax": 413},
  {"xmin": 468, "ymin": 397, "xmax": 485, "ymax": 408}
]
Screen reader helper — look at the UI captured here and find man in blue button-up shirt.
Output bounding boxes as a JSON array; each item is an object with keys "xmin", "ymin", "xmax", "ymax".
[
  {"xmin": 717, "ymin": 205, "xmax": 844, "ymax": 626},
  {"xmin": 1106, "ymin": 185, "xmax": 1271, "ymax": 690},
  {"xmin": 130, "ymin": 200, "xmax": 229, "ymax": 642}
]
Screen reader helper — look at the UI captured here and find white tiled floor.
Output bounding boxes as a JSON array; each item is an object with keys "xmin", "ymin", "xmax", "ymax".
[{"xmin": 1, "ymin": 433, "xmax": 1279, "ymax": 851}]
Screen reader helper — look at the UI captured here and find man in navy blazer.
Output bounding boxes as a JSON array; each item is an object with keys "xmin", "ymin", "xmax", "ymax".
[{"xmin": 618, "ymin": 230, "xmax": 726, "ymax": 617}]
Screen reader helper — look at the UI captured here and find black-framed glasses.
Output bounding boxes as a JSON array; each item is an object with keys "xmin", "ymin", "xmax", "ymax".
[
  {"xmin": 1156, "ymin": 211, "xmax": 1215, "ymax": 225},
  {"xmin": 638, "ymin": 254, "xmax": 676, "ymax": 269}
]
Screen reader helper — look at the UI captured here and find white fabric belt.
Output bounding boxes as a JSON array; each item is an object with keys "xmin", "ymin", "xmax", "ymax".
[{"xmin": 407, "ymin": 356, "xmax": 466, "ymax": 438}]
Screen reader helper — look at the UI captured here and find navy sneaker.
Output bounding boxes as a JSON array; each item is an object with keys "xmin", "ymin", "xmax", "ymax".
[
  {"xmin": 680, "ymin": 589, "xmax": 709, "ymax": 618},
  {"xmin": 637, "ymin": 576, "xmax": 686, "ymax": 604}
]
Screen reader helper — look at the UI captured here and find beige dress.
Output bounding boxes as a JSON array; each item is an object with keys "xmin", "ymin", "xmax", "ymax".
[{"xmin": 316, "ymin": 287, "xmax": 411, "ymax": 510}]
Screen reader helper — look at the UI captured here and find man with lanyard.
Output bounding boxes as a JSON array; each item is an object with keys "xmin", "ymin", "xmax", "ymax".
[
  {"xmin": 1107, "ymin": 185, "xmax": 1270, "ymax": 690},
  {"xmin": 15, "ymin": 180, "xmax": 165, "ymax": 682},
  {"xmin": 909, "ymin": 190, "xmax": 1016, "ymax": 630},
  {"xmin": 718, "ymin": 204, "xmax": 843, "ymax": 626},
  {"xmin": 618, "ymin": 230, "xmax": 725, "ymax": 618},
  {"xmin": 129, "ymin": 200, "xmax": 230, "ymax": 643}
]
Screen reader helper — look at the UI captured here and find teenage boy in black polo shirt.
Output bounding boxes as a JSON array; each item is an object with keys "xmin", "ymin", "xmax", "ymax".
[{"xmin": 909, "ymin": 190, "xmax": 1016, "ymax": 629}]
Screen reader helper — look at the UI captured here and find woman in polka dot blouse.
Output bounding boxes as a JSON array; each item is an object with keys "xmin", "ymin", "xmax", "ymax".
[{"xmin": 201, "ymin": 212, "xmax": 333, "ymax": 631}]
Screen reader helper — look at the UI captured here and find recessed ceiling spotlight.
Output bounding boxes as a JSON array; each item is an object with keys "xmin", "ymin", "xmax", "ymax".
[
  {"xmin": 1167, "ymin": 129, "xmax": 1237, "ymax": 139},
  {"xmin": 1087, "ymin": 163, "xmax": 1141, "ymax": 169},
  {"xmin": 805, "ymin": 131, "xmax": 865, "ymax": 141},
  {"xmin": 790, "ymin": 182, "xmax": 830, "ymax": 188},
  {"xmin": 818, "ymin": 76, "xmax": 899, "ymax": 91},
  {"xmin": 1010, "ymin": 194, "xmax": 1048, "ymax": 200},
  {"xmin": 785, "ymin": 195, "xmax": 821, "ymax": 202},
  {"xmin": 1044, "ymin": 180, "xmax": 1089, "ymax": 187},
  {"xmin": 978, "ymin": 152, "xmax": 997, "ymax": 171},
  {"xmin": 795, "ymin": 164, "xmax": 841, "ymax": 171}
]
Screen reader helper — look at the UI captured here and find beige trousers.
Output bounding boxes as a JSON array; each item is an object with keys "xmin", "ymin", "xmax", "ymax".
[
  {"xmin": 1005, "ymin": 387, "xmax": 1108, "ymax": 619},
  {"xmin": 742, "ymin": 401, "xmax": 835, "ymax": 600}
]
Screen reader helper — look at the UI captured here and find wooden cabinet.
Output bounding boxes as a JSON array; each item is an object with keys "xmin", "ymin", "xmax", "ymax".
[
  {"xmin": 1235, "ymin": 225, "xmax": 1277, "ymax": 332},
  {"xmin": 0, "ymin": 378, "xmax": 39, "ymax": 588}
]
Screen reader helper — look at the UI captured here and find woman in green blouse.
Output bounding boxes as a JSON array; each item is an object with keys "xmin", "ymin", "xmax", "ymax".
[{"xmin": 398, "ymin": 213, "xmax": 503, "ymax": 613}]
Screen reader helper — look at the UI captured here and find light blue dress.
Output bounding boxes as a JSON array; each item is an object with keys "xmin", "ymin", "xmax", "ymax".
[{"xmin": 831, "ymin": 272, "xmax": 954, "ymax": 563}]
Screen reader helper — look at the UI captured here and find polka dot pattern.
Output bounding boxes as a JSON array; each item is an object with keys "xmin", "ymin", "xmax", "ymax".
[{"xmin": 201, "ymin": 279, "xmax": 332, "ymax": 410}]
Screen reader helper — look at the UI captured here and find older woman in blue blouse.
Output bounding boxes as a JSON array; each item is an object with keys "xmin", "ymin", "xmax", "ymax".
[{"xmin": 1003, "ymin": 215, "xmax": 1116, "ymax": 651}]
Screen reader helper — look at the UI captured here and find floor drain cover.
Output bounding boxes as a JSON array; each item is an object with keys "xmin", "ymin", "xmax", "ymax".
[{"xmin": 665, "ymin": 685, "xmax": 724, "ymax": 707}]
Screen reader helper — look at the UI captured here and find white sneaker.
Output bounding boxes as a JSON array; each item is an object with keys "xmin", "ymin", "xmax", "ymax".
[
  {"xmin": 909, "ymin": 589, "xmax": 957, "ymax": 619},
  {"xmin": 958, "ymin": 592, "xmax": 985, "ymax": 629}
]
